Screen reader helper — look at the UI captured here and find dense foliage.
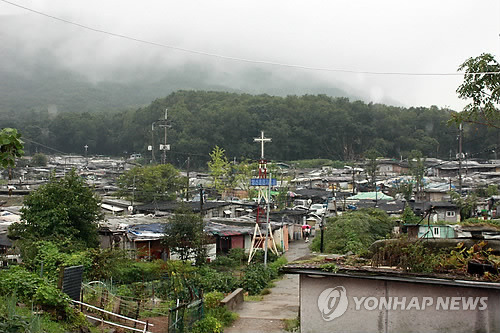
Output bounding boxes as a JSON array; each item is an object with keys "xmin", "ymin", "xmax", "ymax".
[
  {"xmin": 3, "ymin": 91, "xmax": 496, "ymax": 168},
  {"xmin": 311, "ymin": 208, "xmax": 396, "ymax": 255},
  {"xmin": 454, "ymin": 53, "xmax": 500, "ymax": 129},
  {"xmin": 9, "ymin": 169, "xmax": 103, "ymax": 249},
  {"xmin": 163, "ymin": 208, "xmax": 209, "ymax": 263},
  {"xmin": 0, "ymin": 128, "xmax": 24, "ymax": 169},
  {"xmin": 117, "ymin": 164, "xmax": 185, "ymax": 202}
]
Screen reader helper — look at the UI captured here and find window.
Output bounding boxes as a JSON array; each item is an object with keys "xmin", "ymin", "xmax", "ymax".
[
  {"xmin": 433, "ymin": 227, "xmax": 441, "ymax": 237},
  {"xmin": 212, "ymin": 210, "xmax": 219, "ymax": 218},
  {"xmin": 446, "ymin": 211, "xmax": 456, "ymax": 217}
]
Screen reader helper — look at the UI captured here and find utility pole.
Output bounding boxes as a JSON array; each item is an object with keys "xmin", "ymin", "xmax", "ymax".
[
  {"xmin": 84, "ymin": 144, "xmax": 88, "ymax": 166},
  {"xmin": 162, "ymin": 109, "xmax": 168, "ymax": 164},
  {"xmin": 199, "ymin": 185, "xmax": 204, "ymax": 217},
  {"xmin": 186, "ymin": 156, "xmax": 190, "ymax": 201},
  {"xmin": 264, "ymin": 173, "xmax": 271, "ymax": 266},
  {"xmin": 151, "ymin": 122, "xmax": 156, "ymax": 164},
  {"xmin": 458, "ymin": 123, "xmax": 463, "ymax": 194}
]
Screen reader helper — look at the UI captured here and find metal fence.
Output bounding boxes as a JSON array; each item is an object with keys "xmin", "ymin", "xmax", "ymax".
[{"xmin": 168, "ymin": 299, "xmax": 203, "ymax": 333}]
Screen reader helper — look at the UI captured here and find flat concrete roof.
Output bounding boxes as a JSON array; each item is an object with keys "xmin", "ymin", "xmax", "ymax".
[{"xmin": 282, "ymin": 265, "xmax": 500, "ymax": 290}]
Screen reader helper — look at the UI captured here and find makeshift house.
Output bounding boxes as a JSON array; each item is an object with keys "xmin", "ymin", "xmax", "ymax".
[
  {"xmin": 352, "ymin": 200, "xmax": 405, "ymax": 216},
  {"xmin": 410, "ymin": 201, "xmax": 460, "ymax": 223},
  {"xmin": 404, "ymin": 224, "xmax": 456, "ymax": 239},
  {"xmin": 127, "ymin": 222, "xmax": 217, "ymax": 262},
  {"xmin": 0, "ymin": 209, "xmax": 21, "ymax": 254},
  {"xmin": 207, "ymin": 217, "xmax": 290, "ymax": 253},
  {"xmin": 347, "ymin": 191, "xmax": 394, "ymax": 201},
  {"xmin": 135, "ymin": 200, "xmax": 255, "ymax": 219}
]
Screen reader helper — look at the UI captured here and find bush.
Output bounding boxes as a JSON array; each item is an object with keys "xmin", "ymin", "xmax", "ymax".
[
  {"xmin": 240, "ymin": 264, "xmax": 274, "ymax": 295},
  {"xmin": 268, "ymin": 256, "xmax": 288, "ymax": 278},
  {"xmin": 112, "ymin": 260, "xmax": 163, "ymax": 284},
  {"xmin": 0, "ymin": 266, "xmax": 44, "ymax": 300},
  {"xmin": 192, "ymin": 316, "xmax": 223, "ymax": 333},
  {"xmin": 210, "ymin": 256, "xmax": 238, "ymax": 269},
  {"xmin": 310, "ymin": 209, "xmax": 396, "ymax": 255},
  {"xmin": 0, "ymin": 267, "xmax": 72, "ymax": 318},
  {"xmin": 228, "ymin": 248, "xmax": 247, "ymax": 264},
  {"xmin": 196, "ymin": 267, "xmax": 238, "ymax": 293},
  {"xmin": 204, "ymin": 292, "xmax": 224, "ymax": 310},
  {"xmin": 207, "ymin": 307, "xmax": 238, "ymax": 327},
  {"xmin": 251, "ymin": 250, "xmax": 279, "ymax": 264},
  {"xmin": 371, "ymin": 236, "xmax": 440, "ymax": 273},
  {"xmin": 34, "ymin": 284, "xmax": 71, "ymax": 315}
]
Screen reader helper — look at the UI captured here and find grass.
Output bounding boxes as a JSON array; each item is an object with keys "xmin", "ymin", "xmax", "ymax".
[
  {"xmin": 260, "ymin": 288, "xmax": 271, "ymax": 295},
  {"xmin": 290, "ymin": 255, "xmax": 329, "ymax": 265},
  {"xmin": 283, "ymin": 317, "xmax": 300, "ymax": 332},
  {"xmin": 244, "ymin": 295, "xmax": 263, "ymax": 302}
]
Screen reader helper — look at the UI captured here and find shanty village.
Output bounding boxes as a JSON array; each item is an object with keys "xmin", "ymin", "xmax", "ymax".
[
  {"xmin": 2, "ymin": 121, "xmax": 500, "ymax": 333},
  {"xmin": 2, "ymin": 2, "xmax": 500, "ymax": 332}
]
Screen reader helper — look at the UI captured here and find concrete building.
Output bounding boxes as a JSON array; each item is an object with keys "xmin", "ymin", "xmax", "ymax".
[{"xmin": 283, "ymin": 264, "xmax": 500, "ymax": 333}]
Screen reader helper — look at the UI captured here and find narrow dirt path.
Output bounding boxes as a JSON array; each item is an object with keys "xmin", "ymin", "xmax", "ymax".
[{"xmin": 225, "ymin": 240, "xmax": 311, "ymax": 333}]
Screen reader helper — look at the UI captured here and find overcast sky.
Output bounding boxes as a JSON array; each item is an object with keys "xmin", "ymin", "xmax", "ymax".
[{"xmin": 1, "ymin": 0, "xmax": 499, "ymax": 110}]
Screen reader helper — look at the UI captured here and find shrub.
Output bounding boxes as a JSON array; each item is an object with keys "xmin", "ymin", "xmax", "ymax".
[
  {"xmin": 207, "ymin": 307, "xmax": 238, "ymax": 327},
  {"xmin": 112, "ymin": 260, "xmax": 163, "ymax": 284},
  {"xmin": 310, "ymin": 209, "xmax": 396, "ymax": 255},
  {"xmin": 196, "ymin": 267, "xmax": 238, "ymax": 293},
  {"xmin": 0, "ymin": 266, "xmax": 44, "ymax": 300},
  {"xmin": 240, "ymin": 264, "xmax": 273, "ymax": 295},
  {"xmin": 228, "ymin": 248, "xmax": 247, "ymax": 264},
  {"xmin": 268, "ymin": 256, "xmax": 288, "ymax": 279},
  {"xmin": 191, "ymin": 316, "xmax": 222, "ymax": 333},
  {"xmin": 251, "ymin": 249, "xmax": 279, "ymax": 264},
  {"xmin": 204, "ymin": 292, "xmax": 224, "ymax": 310},
  {"xmin": 210, "ymin": 256, "xmax": 238, "ymax": 269},
  {"xmin": 371, "ymin": 236, "xmax": 440, "ymax": 273},
  {"xmin": 34, "ymin": 284, "xmax": 71, "ymax": 316},
  {"xmin": 0, "ymin": 267, "xmax": 72, "ymax": 318}
]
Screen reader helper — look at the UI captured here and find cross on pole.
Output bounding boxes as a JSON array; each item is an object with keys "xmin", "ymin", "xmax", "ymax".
[{"xmin": 254, "ymin": 131, "xmax": 272, "ymax": 159}]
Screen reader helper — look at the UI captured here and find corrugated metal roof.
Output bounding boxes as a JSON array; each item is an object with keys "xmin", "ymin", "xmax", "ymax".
[{"xmin": 347, "ymin": 192, "xmax": 394, "ymax": 200}]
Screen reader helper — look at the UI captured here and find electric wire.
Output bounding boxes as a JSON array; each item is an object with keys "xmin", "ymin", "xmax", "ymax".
[{"xmin": 2, "ymin": 0, "xmax": 500, "ymax": 77}]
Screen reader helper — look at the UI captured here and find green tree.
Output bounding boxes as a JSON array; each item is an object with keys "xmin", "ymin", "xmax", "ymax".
[
  {"xmin": 9, "ymin": 169, "xmax": 103, "ymax": 249},
  {"xmin": 117, "ymin": 164, "xmax": 184, "ymax": 203},
  {"xmin": 454, "ymin": 53, "xmax": 500, "ymax": 128},
  {"xmin": 163, "ymin": 207, "xmax": 209, "ymax": 264},
  {"xmin": 208, "ymin": 146, "xmax": 230, "ymax": 196},
  {"xmin": 487, "ymin": 184, "xmax": 499, "ymax": 196},
  {"xmin": 0, "ymin": 128, "xmax": 24, "ymax": 169},
  {"xmin": 230, "ymin": 159, "xmax": 258, "ymax": 194},
  {"xmin": 31, "ymin": 153, "xmax": 48, "ymax": 167},
  {"xmin": 310, "ymin": 209, "xmax": 395, "ymax": 255},
  {"xmin": 450, "ymin": 191, "xmax": 478, "ymax": 221},
  {"xmin": 402, "ymin": 205, "xmax": 420, "ymax": 224}
]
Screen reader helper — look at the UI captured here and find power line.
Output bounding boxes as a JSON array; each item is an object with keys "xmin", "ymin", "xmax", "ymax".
[
  {"xmin": 22, "ymin": 137, "xmax": 68, "ymax": 155},
  {"xmin": 2, "ymin": 0, "xmax": 500, "ymax": 77}
]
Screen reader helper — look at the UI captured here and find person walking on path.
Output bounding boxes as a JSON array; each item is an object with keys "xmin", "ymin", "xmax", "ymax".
[{"xmin": 301, "ymin": 224, "xmax": 311, "ymax": 243}]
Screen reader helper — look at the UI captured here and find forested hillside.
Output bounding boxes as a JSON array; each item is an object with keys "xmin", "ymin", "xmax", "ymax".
[{"xmin": 2, "ymin": 91, "xmax": 497, "ymax": 167}]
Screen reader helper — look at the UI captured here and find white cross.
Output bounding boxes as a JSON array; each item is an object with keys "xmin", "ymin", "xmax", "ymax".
[{"xmin": 254, "ymin": 131, "xmax": 271, "ymax": 159}]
